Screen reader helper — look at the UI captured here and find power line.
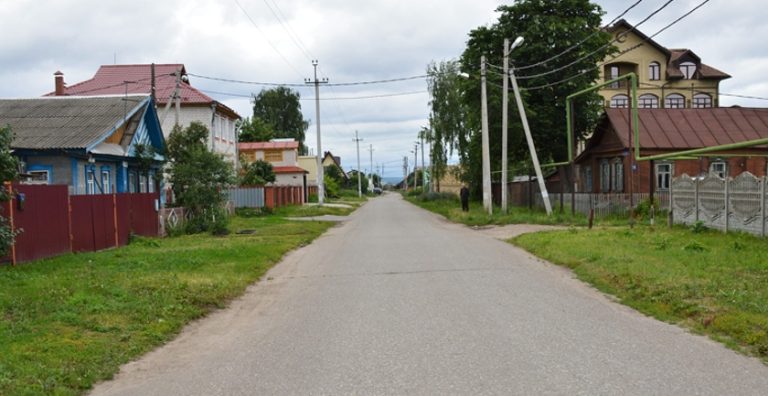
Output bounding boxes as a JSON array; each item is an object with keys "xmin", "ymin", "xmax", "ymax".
[
  {"xmin": 522, "ymin": 0, "xmax": 710, "ymax": 91},
  {"xmin": 187, "ymin": 71, "xmax": 430, "ymax": 88},
  {"xmin": 260, "ymin": 0, "xmax": 315, "ymax": 62},
  {"xmin": 515, "ymin": 0, "xmax": 645, "ymax": 71},
  {"xmin": 720, "ymin": 93, "xmax": 768, "ymax": 101},
  {"xmin": 233, "ymin": 0, "xmax": 304, "ymax": 79},
  {"xmin": 200, "ymin": 89, "xmax": 427, "ymax": 101},
  {"xmin": 515, "ymin": 0, "xmax": 676, "ymax": 81}
]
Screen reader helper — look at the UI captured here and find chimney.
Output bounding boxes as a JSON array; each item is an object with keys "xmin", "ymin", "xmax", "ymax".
[{"xmin": 54, "ymin": 71, "xmax": 65, "ymax": 96}]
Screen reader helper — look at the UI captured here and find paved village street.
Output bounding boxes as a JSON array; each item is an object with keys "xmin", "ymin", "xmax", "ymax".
[{"xmin": 91, "ymin": 193, "xmax": 768, "ymax": 395}]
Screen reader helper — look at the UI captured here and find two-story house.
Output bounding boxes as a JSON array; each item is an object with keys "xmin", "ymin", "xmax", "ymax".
[
  {"xmin": 46, "ymin": 64, "xmax": 240, "ymax": 165},
  {"xmin": 599, "ymin": 19, "xmax": 730, "ymax": 109},
  {"xmin": 239, "ymin": 140, "xmax": 307, "ymax": 187}
]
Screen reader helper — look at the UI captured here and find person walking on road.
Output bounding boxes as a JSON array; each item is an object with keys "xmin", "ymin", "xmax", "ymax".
[{"xmin": 460, "ymin": 185, "xmax": 469, "ymax": 212}]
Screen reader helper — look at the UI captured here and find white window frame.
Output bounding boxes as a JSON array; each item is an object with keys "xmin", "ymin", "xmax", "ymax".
[
  {"xmin": 710, "ymin": 161, "xmax": 727, "ymax": 178},
  {"xmin": 101, "ymin": 169, "xmax": 111, "ymax": 194},
  {"xmin": 638, "ymin": 94, "xmax": 659, "ymax": 109},
  {"xmin": 680, "ymin": 61, "xmax": 697, "ymax": 79},
  {"xmin": 692, "ymin": 93, "xmax": 713, "ymax": 108},
  {"xmin": 612, "ymin": 159, "xmax": 624, "ymax": 192},
  {"xmin": 610, "ymin": 94, "xmax": 630, "ymax": 108},
  {"xmin": 87, "ymin": 170, "xmax": 96, "ymax": 195},
  {"xmin": 648, "ymin": 61, "xmax": 660, "ymax": 81},
  {"xmin": 665, "ymin": 94, "xmax": 686, "ymax": 109},
  {"xmin": 27, "ymin": 170, "xmax": 50, "ymax": 185},
  {"xmin": 139, "ymin": 174, "xmax": 148, "ymax": 193},
  {"xmin": 656, "ymin": 163, "xmax": 672, "ymax": 191}
]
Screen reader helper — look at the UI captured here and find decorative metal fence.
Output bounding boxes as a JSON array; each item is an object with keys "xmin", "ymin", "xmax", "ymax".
[{"xmin": 671, "ymin": 172, "xmax": 767, "ymax": 236}]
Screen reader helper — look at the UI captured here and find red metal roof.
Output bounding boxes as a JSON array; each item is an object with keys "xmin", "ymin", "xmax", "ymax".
[
  {"xmin": 605, "ymin": 107, "xmax": 768, "ymax": 150},
  {"xmin": 273, "ymin": 166, "xmax": 307, "ymax": 174},
  {"xmin": 239, "ymin": 141, "xmax": 299, "ymax": 150},
  {"xmin": 45, "ymin": 64, "xmax": 214, "ymax": 105}
]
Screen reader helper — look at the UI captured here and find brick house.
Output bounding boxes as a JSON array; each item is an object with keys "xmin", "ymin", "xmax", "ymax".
[
  {"xmin": 575, "ymin": 107, "xmax": 768, "ymax": 195},
  {"xmin": 238, "ymin": 140, "xmax": 307, "ymax": 187}
]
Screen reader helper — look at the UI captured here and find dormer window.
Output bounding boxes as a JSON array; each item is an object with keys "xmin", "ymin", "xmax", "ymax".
[
  {"xmin": 680, "ymin": 61, "xmax": 697, "ymax": 79},
  {"xmin": 648, "ymin": 62, "xmax": 660, "ymax": 81}
]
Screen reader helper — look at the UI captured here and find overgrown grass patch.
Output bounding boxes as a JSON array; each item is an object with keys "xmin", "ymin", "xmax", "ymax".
[
  {"xmin": 0, "ymin": 214, "xmax": 336, "ymax": 395},
  {"xmin": 512, "ymin": 225, "xmax": 768, "ymax": 362}
]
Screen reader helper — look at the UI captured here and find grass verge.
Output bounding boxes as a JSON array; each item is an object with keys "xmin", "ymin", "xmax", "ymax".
[
  {"xmin": 0, "ymin": 206, "xmax": 341, "ymax": 395},
  {"xmin": 512, "ymin": 225, "xmax": 768, "ymax": 363}
]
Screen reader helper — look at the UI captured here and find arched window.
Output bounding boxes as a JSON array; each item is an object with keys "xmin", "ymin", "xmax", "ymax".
[
  {"xmin": 692, "ymin": 93, "xmax": 712, "ymax": 108},
  {"xmin": 610, "ymin": 94, "xmax": 630, "ymax": 108},
  {"xmin": 680, "ymin": 61, "xmax": 697, "ymax": 79},
  {"xmin": 648, "ymin": 61, "xmax": 660, "ymax": 81},
  {"xmin": 665, "ymin": 94, "xmax": 686, "ymax": 108},
  {"xmin": 638, "ymin": 94, "xmax": 659, "ymax": 109}
]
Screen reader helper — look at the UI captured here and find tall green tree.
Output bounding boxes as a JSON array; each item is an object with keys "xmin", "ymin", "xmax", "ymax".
[
  {"xmin": 166, "ymin": 122, "xmax": 235, "ymax": 234},
  {"xmin": 239, "ymin": 159, "xmax": 276, "ymax": 186},
  {"xmin": 0, "ymin": 125, "xmax": 18, "ymax": 256},
  {"xmin": 238, "ymin": 117, "xmax": 273, "ymax": 142},
  {"xmin": 458, "ymin": 0, "xmax": 612, "ymax": 193},
  {"xmin": 251, "ymin": 86, "xmax": 309, "ymax": 154}
]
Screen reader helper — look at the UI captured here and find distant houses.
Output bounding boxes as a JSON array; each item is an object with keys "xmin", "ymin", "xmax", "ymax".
[{"xmin": 238, "ymin": 140, "xmax": 307, "ymax": 187}]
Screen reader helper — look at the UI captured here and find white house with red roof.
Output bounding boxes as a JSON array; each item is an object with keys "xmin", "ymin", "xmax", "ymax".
[
  {"xmin": 45, "ymin": 64, "xmax": 240, "ymax": 166},
  {"xmin": 238, "ymin": 140, "xmax": 307, "ymax": 187}
]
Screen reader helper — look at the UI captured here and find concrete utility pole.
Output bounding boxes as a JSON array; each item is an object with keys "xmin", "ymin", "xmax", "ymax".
[
  {"xmin": 420, "ymin": 136, "xmax": 425, "ymax": 191},
  {"xmin": 368, "ymin": 144, "xmax": 374, "ymax": 189},
  {"xmin": 306, "ymin": 60, "xmax": 328, "ymax": 205},
  {"xmin": 403, "ymin": 156, "xmax": 408, "ymax": 190},
  {"xmin": 507, "ymin": 38, "xmax": 552, "ymax": 215},
  {"xmin": 480, "ymin": 55, "xmax": 492, "ymax": 215},
  {"xmin": 412, "ymin": 143, "xmax": 418, "ymax": 190},
  {"xmin": 501, "ymin": 39, "xmax": 510, "ymax": 213},
  {"xmin": 354, "ymin": 130, "xmax": 363, "ymax": 197}
]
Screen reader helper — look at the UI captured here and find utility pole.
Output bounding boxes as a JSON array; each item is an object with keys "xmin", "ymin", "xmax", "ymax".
[
  {"xmin": 480, "ymin": 55, "xmax": 492, "ymax": 215},
  {"xmin": 412, "ymin": 143, "xmax": 418, "ymax": 190},
  {"xmin": 403, "ymin": 156, "xmax": 408, "ymax": 190},
  {"xmin": 354, "ymin": 130, "xmax": 363, "ymax": 198},
  {"xmin": 501, "ymin": 39, "xmax": 510, "ymax": 213},
  {"xmin": 420, "ymin": 135, "xmax": 426, "ymax": 192},
  {"xmin": 305, "ymin": 60, "xmax": 328, "ymax": 205},
  {"xmin": 508, "ymin": 44, "xmax": 552, "ymax": 215},
  {"xmin": 368, "ymin": 144, "xmax": 374, "ymax": 190}
]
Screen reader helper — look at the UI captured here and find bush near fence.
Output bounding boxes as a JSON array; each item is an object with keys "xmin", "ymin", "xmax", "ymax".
[{"xmin": 2, "ymin": 184, "xmax": 160, "ymax": 265}]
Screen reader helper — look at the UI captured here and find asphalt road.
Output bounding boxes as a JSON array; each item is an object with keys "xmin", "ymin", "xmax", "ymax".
[{"xmin": 91, "ymin": 193, "xmax": 768, "ymax": 395}]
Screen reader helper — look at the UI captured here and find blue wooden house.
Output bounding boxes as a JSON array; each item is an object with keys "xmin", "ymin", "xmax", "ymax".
[{"xmin": 0, "ymin": 95, "xmax": 165, "ymax": 194}]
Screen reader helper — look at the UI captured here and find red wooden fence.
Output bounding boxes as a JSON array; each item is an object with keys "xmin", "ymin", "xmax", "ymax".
[{"xmin": 3, "ymin": 184, "xmax": 159, "ymax": 265}]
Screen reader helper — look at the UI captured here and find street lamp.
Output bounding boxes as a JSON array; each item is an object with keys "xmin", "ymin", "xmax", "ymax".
[
  {"xmin": 506, "ymin": 36, "xmax": 553, "ymax": 215},
  {"xmin": 500, "ymin": 36, "xmax": 525, "ymax": 213}
]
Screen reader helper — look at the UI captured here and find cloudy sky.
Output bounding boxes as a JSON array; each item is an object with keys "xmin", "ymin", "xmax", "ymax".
[{"xmin": 1, "ymin": 0, "xmax": 767, "ymax": 179}]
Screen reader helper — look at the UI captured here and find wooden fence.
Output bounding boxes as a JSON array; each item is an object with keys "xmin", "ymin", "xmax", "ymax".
[{"xmin": 3, "ymin": 184, "xmax": 160, "ymax": 265}]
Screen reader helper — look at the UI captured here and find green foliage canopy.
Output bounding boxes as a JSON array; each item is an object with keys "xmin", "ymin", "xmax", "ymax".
[
  {"xmin": 251, "ymin": 87, "xmax": 309, "ymax": 154},
  {"xmin": 240, "ymin": 159, "xmax": 276, "ymax": 186},
  {"xmin": 238, "ymin": 117, "xmax": 274, "ymax": 143},
  {"xmin": 0, "ymin": 125, "xmax": 18, "ymax": 256}
]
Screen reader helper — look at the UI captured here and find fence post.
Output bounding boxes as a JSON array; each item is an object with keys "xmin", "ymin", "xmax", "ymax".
[
  {"xmin": 724, "ymin": 176, "xmax": 730, "ymax": 234},
  {"xmin": 762, "ymin": 176, "xmax": 766, "ymax": 238},
  {"xmin": 6, "ymin": 183, "xmax": 16, "ymax": 266},
  {"xmin": 694, "ymin": 176, "xmax": 700, "ymax": 223},
  {"xmin": 68, "ymin": 194, "xmax": 73, "ymax": 252},
  {"xmin": 112, "ymin": 191, "xmax": 119, "ymax": 247}
]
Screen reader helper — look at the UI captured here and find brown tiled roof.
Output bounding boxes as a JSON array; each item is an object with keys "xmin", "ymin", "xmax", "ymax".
[
  {"xmin": 605, "ymin": 107, "xmax": 768, "ymax": 150},
  {"xmin": 239, "ymin": 141, "xmax": 299, "ymax": 150},
  {"xmin": 273, "ymin": 165, "xmax": 308, "ymax": 174}
]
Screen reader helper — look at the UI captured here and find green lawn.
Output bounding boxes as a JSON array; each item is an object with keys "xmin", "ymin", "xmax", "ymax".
[
  {"xmin": 513, "ymin": 226, "xmax": 768, "ymax": 362},
  {"xmin": 0, "ymin": 206, "xmax": 341, "ymax": 395}
]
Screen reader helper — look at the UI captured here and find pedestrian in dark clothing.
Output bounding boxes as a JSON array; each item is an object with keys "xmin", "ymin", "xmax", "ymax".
[{"xmin": 460, "ymin": 185, "xmax": 469, "ymax": 212}]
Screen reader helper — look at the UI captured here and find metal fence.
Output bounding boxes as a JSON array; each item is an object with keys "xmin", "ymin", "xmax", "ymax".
[
  {"xmin": 228, "ymin": 187, "xmax": 265, "ymax": 208},
  {"xmin": 671, "ymin": 172, "xmax": 767, "ymax": 236}
]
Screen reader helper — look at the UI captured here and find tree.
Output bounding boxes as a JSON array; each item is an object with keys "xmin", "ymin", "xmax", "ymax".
[
  {"xmin": 324, "ymin": 165, "xmax": 343, "ymax": 184},
  {"xmin": 0, "ymin": 125, "xmax": 18, "ymax": 256},
  {"xmin": 251, "ymin": 87, "xmax": 309, "ymax": 154},
  {"xmin": 427, "ymin": 61, "xmax": 471, "ymax": 190},
  {"xmin": 166, "ymin": 122, "xmax": 235, "ymax": 234},
  {"xmin": 458, "ymin": 0, "xmax": 612, "ymax": 194},
  {"xmin": 238, "ymin": 117, "xmax": 273, "ymax": 142},
  {"xmin": 240, "ymin": 159, "xmax": 275, "ymax": 186}
]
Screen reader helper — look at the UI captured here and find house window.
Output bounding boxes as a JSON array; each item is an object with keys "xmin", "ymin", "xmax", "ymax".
[
  {"xmin": 140, "ymin": 174, "xmax": 147, "ymax": 193},
  {"xmin": 265, "ymin": 150, "xmax": 283, "ymax": 162},
  {"xmin": 612, "ymin": 159, "xmax": 624, "ymax": 192},
  {"xmin": 692, "ymin": 93, "xmax": 712, "ymax": 108},
  {"xmin": 129, "ymin": 171, "xmax": 137, "ymax": 193},
  {"xmin": 710, "ymin": 161, "xmax": 727, "ymax": 178},
  {"xmin": 608, "ymin": 65, "xmax": 620, "ymax": 88},
  {"xmin": 600, "ymin": 160, "xmax": 611, "ymax": 192},
  {"xmin": 101, "ymin": 168, "xmax": 111, "ymax": 194},
  {"xmin": 27, "ymin": 170, "xmax": 50, "ymax": 185},
  {"xmin": 638, "ymin": 94, "xmax": 659, "ymax": 109},
  {"xmin": 648, "ymin": 62, "xmax": 660, "ymax": 81},
  {"xmin": 148, "ymin": 172, "xmax": 155, "ymax": 193},
  {"xmin": 610, "ymin": 94, "xmax": 630, "ymax": 108},
  {"xmin": 665, "ymin": 94, "xmax": 686, "ymax": 108},
  {"xmin": 680, "ymin": 61, "xmax": 697, "ymax": 79},
  {"xmin": 87, "ymin": 170, "xmax": 96, "ymax": 195},
  {"xmin": 584, "ymin": 166, "xmax": 593, "ymax": 192},
  {"xmin": 656, "ymin": 163, "xmax": 672, "ymax": 190}
]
